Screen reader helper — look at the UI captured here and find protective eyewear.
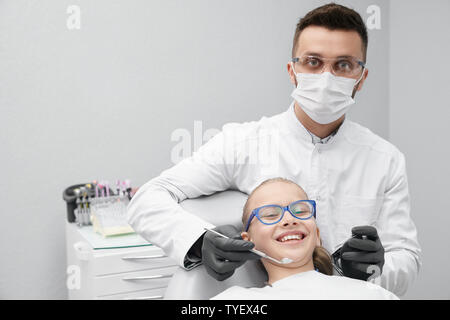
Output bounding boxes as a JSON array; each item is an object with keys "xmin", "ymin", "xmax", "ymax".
[
  {"xmin": 245, "ymin": 200, "xmax": 316, "ymax": 232},
  {"xmin": 292, "ymin": 54, "xmax": 365, "ymax": 78}
]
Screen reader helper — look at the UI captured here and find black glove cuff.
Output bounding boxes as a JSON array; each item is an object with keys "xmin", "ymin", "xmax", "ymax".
[
  {"xmin": 331, "ymin": 248, "xmax": 344, "ymax": 276},
  {"xmin": 187, "ymin": 232, "xmax": 205, "ymax": 260}
]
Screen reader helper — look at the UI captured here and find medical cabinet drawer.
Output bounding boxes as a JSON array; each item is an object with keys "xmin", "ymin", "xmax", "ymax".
[
  {"xmin": 66, "ymin": 222, "xmax": 178, "ymax": 299},
  {"xmin": 93, "ymin": 246, "xmax": 177, "ymax": 276},
  {"xmin": 93, "ymin": 265, "xmax": 179, "ymax": 297}
]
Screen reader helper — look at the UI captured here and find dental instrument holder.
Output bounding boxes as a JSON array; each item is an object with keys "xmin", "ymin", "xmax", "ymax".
[
  {"xmin": 63, "ymin": 182, "xmax": 122, "ymax": 223},
  {"xmin": 63, "ymin": 183, "xmax": 96, "ymax": 223}
]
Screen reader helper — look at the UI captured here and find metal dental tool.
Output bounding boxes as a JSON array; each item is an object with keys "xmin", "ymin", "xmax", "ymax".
[
  {"xmin": 74, "ymin": 188, "xmax": 82, "ymax": 227},
  {"xmin": 104, "ymin": 181, "xmax": 110, "ymax": 198},
  {"xmin": 125, "ymin": 179, "xmax": 132, "ymax": 200},
  {"xmin": 116, "ymin": 180, "xmax": 121, "ymax": 196},
  {"xmin": 204, "ymin": 228, "xmax": 294, "ymax": 264}
]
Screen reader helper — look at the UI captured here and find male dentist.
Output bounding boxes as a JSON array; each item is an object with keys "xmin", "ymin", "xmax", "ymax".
[{"xmin": 127, "ymin": 3, "xmax": 421, "ymax": 296}]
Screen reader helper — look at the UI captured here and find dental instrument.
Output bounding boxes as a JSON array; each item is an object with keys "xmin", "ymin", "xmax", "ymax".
[
  {"xmin": 116, "ymin": 180, "xmax": 121, "ymax": 196},
  {"xmin": 105, "ymin": 181, "xmax": 110, "ymax": 198},
  {"xmin": 125, "ymin": 179, "xmax": 132, "ymax": 200},
  {"xmin": 204, "ymin": 228, "xmax": 294, "ymax": 264},
  {"xmin": 74, "ymin": 188, "xmax": 82, "ymax": 227}
]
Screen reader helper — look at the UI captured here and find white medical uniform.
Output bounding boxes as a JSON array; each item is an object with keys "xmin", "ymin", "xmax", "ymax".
[
  {"xmin": 127, "ymin": 102, "xmax": 421, "ymax": 296},
  {"xmin": 211, "ymin": 270, "xmax": 399, "ymax": 300}
]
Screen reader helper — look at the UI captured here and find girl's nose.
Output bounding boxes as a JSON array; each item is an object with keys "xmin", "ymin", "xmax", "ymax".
[{"xmin": 280, "ymin": 209, "xmax": 298, "ymax": 227}]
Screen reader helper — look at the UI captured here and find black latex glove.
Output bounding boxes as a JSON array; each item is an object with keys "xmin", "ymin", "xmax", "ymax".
[
  {"xmin": 340, "ymin": 226, "xmax": 385, "ymax": 281},
  {"xmin": 202, "ymin": 225, "xmax": 260, "ymax": 281}
]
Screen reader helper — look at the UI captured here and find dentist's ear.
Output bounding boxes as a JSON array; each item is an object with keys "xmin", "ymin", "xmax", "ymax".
[
  {"xmin": 287, "ymin": 62, "xmax": 297, "ymax": 87},
  {"xmin": 355, "ymin": 68, "xmax": 369, "ymax": 92},
  {"xmin": 352, "ymin": 68, "xmax": 369, "ymax": 99}
]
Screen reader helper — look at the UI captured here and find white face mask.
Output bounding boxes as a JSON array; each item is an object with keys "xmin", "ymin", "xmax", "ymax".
[{"xmin": 291, "ymin": 66, "xmax": 364, "ymax": 124}]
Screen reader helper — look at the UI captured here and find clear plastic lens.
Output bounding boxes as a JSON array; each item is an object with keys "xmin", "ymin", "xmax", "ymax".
[
  {"xmin": 296, "ymin": 55, "xmax": 363, "ymax": 77},
  {"xmin": 334, "ymin": 59, "xmax": 355, "ymax": 72},
  {"xmin": 257, "ymin": 201, "xmax": 314, "ymax": 224},
  {"xmin": 289, "ymin": 202, "xmax": 313, "ymax": 219},
  {"xmin": 303, "ymin": 56, "xmax": 322, "ymax": 70},
  {"xmin": 259, "ymin": 206, "xmax": 283, "ymax": 222}
]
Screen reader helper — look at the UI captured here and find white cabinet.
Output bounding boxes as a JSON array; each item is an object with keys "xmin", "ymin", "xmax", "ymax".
[{"xmin": 65, "ymin": 222, "xmax": 178, "ymax": 300}]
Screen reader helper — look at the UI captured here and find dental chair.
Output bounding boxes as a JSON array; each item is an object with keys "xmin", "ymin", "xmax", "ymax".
[{"xmin": 164, "ymin": 190, "xmax": 267, "ymax": 299}]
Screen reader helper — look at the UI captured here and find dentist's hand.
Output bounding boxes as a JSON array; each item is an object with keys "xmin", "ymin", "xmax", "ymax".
[
  {"xmin": 202, "ymin": 225, "xmax": 260, "ymax": 281},
  {"xmin": 340, "ymin": 226, "xmax": 385, "ymax": 281}
]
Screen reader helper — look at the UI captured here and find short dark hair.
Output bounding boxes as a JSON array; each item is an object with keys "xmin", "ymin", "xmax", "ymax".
[{"xmin": 292, "ymin": 3, "xmax": 368, "ymax": 61}]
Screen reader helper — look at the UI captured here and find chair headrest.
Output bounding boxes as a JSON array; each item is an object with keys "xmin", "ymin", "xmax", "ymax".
[
  {"xmin": 164, "ymin": 190, "xmax": 267, "ymax": 300},
  {"xmin": 179, "ymin": 190, "xmax": 248, "ymax": 229}
]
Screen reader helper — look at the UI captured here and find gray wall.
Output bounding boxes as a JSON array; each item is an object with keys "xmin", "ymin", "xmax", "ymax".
[
  {"xmin": 389, "ymin": 0, "xmax": 450, "ymax": 300},
  {"xmin": 3, "ymin": 0, "xmax": 440, "ymax": 299}
]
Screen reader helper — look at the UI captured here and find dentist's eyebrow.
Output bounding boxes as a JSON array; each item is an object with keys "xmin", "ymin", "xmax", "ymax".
[
  {"xmin": 300, "ymin": 51, "xmax": 323, "ymax": 57},
  {"xmin": 300, "ymin": 52, "xmax": 357, "ymax": 59}
]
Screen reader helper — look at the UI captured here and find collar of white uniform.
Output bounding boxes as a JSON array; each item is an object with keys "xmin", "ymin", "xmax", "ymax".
[{"xmin": 284, "ymin": 101, "xmax": 349, "ymax": 146}]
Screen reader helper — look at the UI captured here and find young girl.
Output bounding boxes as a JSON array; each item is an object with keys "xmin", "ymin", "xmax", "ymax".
[{"xmin": 211, "ymin": 178, "xmax": 398, "ymax": 300}]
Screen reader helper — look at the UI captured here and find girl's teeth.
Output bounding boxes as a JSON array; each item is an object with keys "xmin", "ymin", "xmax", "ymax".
[{"xmin": 280, "ymin": 234, "xmax": 301, "ymax": 242}]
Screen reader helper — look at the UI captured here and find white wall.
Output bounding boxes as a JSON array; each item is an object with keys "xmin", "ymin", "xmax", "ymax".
[
  {"xmin": 389, "ymin": 0, "xmax": 450, "ymax": 299},
  {"xmin": 0, "ymin": 0, "xmax": 393, "ymax": 299}
]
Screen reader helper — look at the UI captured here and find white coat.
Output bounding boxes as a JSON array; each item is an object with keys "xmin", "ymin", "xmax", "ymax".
[{"xmin": 127, "ymin": 102, "xmax": 421, "ymax": 296}]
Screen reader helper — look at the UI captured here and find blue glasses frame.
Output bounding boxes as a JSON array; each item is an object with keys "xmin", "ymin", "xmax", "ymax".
[{"xmin": 244, "ymin": 200, "xmax": 316, "ymax": 232}]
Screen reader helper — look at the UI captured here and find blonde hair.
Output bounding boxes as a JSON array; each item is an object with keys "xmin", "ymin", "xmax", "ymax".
[
  {"xmin": 242, "ymin": 177, "xmax": 301, "ymax": 226},
  {"xmin": 312, "ymin": 246, "xmax": 333, "ymax": 275},
  {"xmin": 242, "ymin": 177, "xmax": 333, "ymax": 275}
]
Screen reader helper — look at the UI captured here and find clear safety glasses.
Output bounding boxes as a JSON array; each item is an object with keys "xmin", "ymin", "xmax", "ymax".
[
  {"xmin": 244, "ymin": 200, "xmax": 316, "ymax": 232},
  {"xmin": 292, "ymin": 54, "xmax": 366, "ymax": 78}
]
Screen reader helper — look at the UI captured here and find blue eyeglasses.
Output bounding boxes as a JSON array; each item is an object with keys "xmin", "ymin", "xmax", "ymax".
[{"xmin": 244, "ymin": 200, "xmax": 316, "ymax": 232}]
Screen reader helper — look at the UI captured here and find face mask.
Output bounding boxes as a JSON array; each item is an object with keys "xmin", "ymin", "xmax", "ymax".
[{"xmin": 291, "ymin": 66, "xmax": 364, "ymax": 124}]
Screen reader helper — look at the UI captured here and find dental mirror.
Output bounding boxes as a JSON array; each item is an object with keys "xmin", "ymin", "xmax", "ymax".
[{"xmin": 204, "ymin": 228, "xmax": 295, "ymax": 265}]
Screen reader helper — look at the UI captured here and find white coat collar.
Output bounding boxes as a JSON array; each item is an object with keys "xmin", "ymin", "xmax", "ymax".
[{"xmin": 284, "ymin": 100, "xmax": 349, "ymax": 147}]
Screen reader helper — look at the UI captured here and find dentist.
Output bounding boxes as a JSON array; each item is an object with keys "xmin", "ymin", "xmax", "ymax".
[{"xmin": 127, "ymin": 3, "xmax": 421, "ymax": 296}]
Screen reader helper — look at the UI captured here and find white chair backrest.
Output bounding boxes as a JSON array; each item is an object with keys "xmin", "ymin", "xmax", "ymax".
[{"xmin": 164, "ymin": 190, "xmax": 267, "ymax": 299}]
